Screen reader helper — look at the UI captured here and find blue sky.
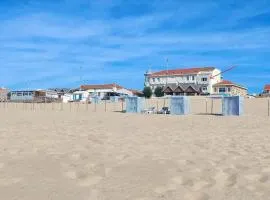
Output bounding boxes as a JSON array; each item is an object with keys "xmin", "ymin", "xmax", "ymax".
[{"xmin": 0, "ymin": 0, "xmax": 270, "ymax": 93}]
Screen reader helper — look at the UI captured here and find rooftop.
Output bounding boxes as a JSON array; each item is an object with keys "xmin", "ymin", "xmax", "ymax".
[
  {"xmin": 213, "ymin": 80, "xmax": 247, "ymax": 89},
  {"xmin": 264, "ymin": 84, "xmax": 270, "ymax": 91},
  {"xmin": 148, "ymin": 67, "xmax": 216, "ymax": 77},
  {"xmin": 80, "ymin": 83, "xmax": 124, "ymax": 90}
]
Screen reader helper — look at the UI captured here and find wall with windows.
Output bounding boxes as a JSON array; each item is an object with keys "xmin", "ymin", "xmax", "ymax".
[
  {"xmin": 231, "ymin": 86, "xmax": 247, "ymax": 96},
  {"xmin": 144, "ymin": 68, "xmax": 222, "ymax": 94},
  {"xmin": 10, "ymin": 91, "xmax": 34, "ymax": 101},
  {"xmin": 213, "ymin": 86, "xmax": 247, "ymax": 96}
]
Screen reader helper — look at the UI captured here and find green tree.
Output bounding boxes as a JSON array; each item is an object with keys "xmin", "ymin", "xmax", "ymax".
[
  {"xmin": 143, "ymin": 87, "xmax": 152, "ymax": 98},
  {"xmin": 154, "ymin": 87, "xmax": 164, "ymax": 97}
]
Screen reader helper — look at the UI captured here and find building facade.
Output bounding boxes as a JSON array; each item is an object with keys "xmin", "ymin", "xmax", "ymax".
[
  {"xmin": 163, "ymin": 84, "xmax": 208, "ymax": 96},
  {"xmin": 144, "ymin": 67, "xmax": 222, "ymax": 95},
  {"xmin": 10, "ymin": 90, "xmax": 59, "ymax": 102},
  {"xmin": 260, "ymin": 84, "xmax": 270, "ymax": 97},
  {"xmin": 212, "ymin": 80, "xmax": 247, "ymax": 96},
  {"xmin": 264, "ymin": 85, "xmax": 270, "ymax": 94},
  {"xmin": 80, "ymin": 83, "xmax": 133, "ymax": 99}
]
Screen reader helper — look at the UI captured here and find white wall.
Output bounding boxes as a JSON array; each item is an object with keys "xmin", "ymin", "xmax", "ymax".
[
  {"xmin": 72, "ymin": 91, "xmax": 90, "ymax": 102},
  {"xmin": 62, "ymin": 94, "xmax": 73, "ymax": 103}
]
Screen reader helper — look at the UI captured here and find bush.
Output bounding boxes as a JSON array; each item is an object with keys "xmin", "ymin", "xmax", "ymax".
[
  {"xmin": 154, "ymin": 87, "xmax": 164, "ymax": 97},
  {"xmin": 143, "ymin": 87, "xmax": 152, "ymax": 98}
]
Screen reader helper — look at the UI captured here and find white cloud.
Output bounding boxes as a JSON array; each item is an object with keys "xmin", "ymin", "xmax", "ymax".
[{"xmin": 0, "ymin": 0, "xmax": 270, "ymax": 91}]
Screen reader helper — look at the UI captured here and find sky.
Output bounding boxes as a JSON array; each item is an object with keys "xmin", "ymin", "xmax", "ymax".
[{"xmin": 0, "ymin": 0, "xmax": 270, "ymax": 93}]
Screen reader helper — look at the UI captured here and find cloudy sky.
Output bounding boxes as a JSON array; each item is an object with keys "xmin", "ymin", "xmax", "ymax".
[{"xmin": 0, "ymin": 0, "xmax": 270, "ymax": 93}]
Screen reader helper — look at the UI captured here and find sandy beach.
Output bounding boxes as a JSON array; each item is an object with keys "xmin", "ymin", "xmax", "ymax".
[{"xmin": 0, "ymin": 98, "xmax": 270, "ymax": 200}]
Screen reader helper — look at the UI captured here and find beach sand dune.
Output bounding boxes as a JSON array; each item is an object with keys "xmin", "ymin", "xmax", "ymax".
[{"xmin": 0, "ymin": 100, "xmax": 270, "ymax": 199}]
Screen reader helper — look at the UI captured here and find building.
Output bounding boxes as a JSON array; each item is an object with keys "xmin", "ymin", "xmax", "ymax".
[
  {"xmin": 260, "ymin": 84, "xmax": 270, "ymax": 97},
  {"xmin": 80, "ymin": 83, "xmax": 133, "ymax": 99},
  {"xmin": 212, "ymin": 80, "xmax": 247, "ymax": 96},
  {"xmin": 48, "ymin": 88, "xmax": 74, "ymax": 99},
  {"xmin": 10, "ymin": 90, "xmax": 59, "ymax": 102},
  {"xmin": 163, "ymin": 84, "xmax": 207, "ymax": 96},
  {"xmin": 72, "ymin": 91, "xmax": 90, "ymax": 103},
  {"xmin": 0, "ymin": 88, "xmax": 8, "ymax": 102},
  {"xmin": 263, "ymin": 84, "xmax": 270, "ymax": 94},
  {"xmin": 129, "ymin": 89, "xmax": 143, "ymax": 97},
  {"xmin": 144, "ymin": 67, "xmax": 222, "ymax": 95}
]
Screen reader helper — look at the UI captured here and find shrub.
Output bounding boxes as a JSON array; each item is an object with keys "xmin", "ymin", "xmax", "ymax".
[
  {"xmin": 154, "ymin": 86, "xmax": 164, "ymax": 97},
  {"xmin": 143, "ymin": 87, "xmax": 152, "ymax": 98}
]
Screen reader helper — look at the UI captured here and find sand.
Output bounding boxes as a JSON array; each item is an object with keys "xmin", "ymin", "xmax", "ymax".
[{"xmin": 0, "ymin": 98, "xmax": 270, "ymax": 200}]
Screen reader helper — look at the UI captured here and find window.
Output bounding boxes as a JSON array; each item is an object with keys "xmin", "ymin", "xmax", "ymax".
[
  {"xmin": 152, "ymin": 78, "xmax": 155, "ymax": 82},
  {"xmin": 219, "ymin": 88, "xmax": 226, "ymax": 93},
  {"xmin": 157, "ymin": 78, "xmax": 160, "ymax": 82},
  {"xmin": 17, "ymin": 92, "xmax": 22, "ymax": 96},
  {"xmin": 201, "ymin": 77, "xmax": 208, "ymax": 82},
  {"xmin": 23, "ymin": 92, "xmax": 28, "ymax": 96},
  {"xmin": 228, "ymin": 88, "xmax": 231, "ymax": 92},
  {"xmin": 202, "ymin": 87, "xmax": 207, "ymax": 91},
  {"xmin": 187, "ymin": 76, "xmax": 189, "ymax": 81},
  {"xmin": 214, "ymin": 88, "xmax": 217, "ymax": 92},
  {"xmin": 192, "ymin": 76, "xmax": 195, "ymax": 81}
]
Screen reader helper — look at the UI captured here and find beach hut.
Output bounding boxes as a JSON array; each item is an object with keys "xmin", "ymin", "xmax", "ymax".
[
  {"xmin": 170, "ymin": 96, "xmax": 190, "ymax": 115},
  {"xmin": 126, "ymin": 97, "xmax": 144, "ymax": 113},
  {"xmin": 110, "ymin": 96, "xmax": 119, "ymax": 103},
  {"xmin": 222, "ymin": 96, "xmax": 244, "ymax": 116}
]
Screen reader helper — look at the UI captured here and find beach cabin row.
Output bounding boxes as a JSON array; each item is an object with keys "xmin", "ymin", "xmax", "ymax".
[{"xmin": 126, "ymin": 96, "xmax": 244, "ymax": 116}]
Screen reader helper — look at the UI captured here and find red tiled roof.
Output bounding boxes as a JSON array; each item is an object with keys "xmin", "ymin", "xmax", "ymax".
[
  {"xmin": 213, "ymin": 80, "xmax": 247, "ymax": 89},
  {"xmin": 80, "ymin": 83, "xmax": 124, "ymax": 90},
  {"xmin": 149, "ymin": 67, "xmax": 215, "ymax": 77},
  {"xmin": 264, "ymin": 84, "xmax": 270, "ymax": 91},
  {"xmin": 215, "ymin": 80, "xmax": 234, "ymax": 85},
  {"xmin": 129, "ymin": 89, "xmax": 143, "ymax": 95}
]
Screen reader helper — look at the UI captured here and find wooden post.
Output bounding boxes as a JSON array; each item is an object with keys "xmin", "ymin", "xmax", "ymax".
[
  {"xmin": 211, "ymin": 99, "xmax": 214, "ymax": 115},
  {"xmin": 205, "ymin": 99, "xmax": 208, "ymax": 114},
  {"xmin": 121, "ymin": 99, "xmax": 124, "ymax": 112},
  {"xmin": 163, "ymin": 98, "xmax": 166, "ymax": 107},
  {"xmin": 32, "ymin": 99, "xmax": 34, "ymax": 111},
  {"xmin": 268, "ymin": 98, "xmax": 270, "ymax": 117},
  {"xmin": 44, "ymin": 97, "xmax": 46, "ymax": 111}
]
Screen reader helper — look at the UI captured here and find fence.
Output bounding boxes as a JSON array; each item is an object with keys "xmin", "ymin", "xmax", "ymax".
[{"xmin": 0, "ymin": 97, "xmax": 270, "ymax": 117}]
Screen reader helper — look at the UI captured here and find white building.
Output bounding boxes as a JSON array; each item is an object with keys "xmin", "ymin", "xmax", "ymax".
[
  {"xmin": 72, "ymin": 91, "xmax": 90, "ymax": 102},
  {"xmin": 144, "ymin": 67, "xmax": 222, "ymax": 95},
  {"xmin": 80, "ymin": 83, "xmax": 133, "ymax": 98},
  {"xmin": 62, "ymin": 93, "xmax": 73, "ymax": 103}
]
